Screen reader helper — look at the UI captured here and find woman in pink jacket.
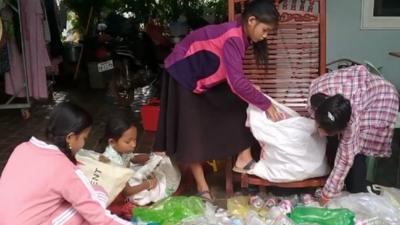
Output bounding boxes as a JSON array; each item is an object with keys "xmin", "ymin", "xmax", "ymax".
[{"xmin": 0, "ymin": 102, "xmax": 132, "ymax": 225}]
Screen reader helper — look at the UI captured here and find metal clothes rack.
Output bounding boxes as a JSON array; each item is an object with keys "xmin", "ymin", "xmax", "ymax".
[{"xmin": 0, "ymin": 0, "xmax": 30, "ymax": 119}]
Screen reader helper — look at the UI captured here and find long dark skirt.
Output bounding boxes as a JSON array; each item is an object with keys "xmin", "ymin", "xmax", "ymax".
[{"xmin": 154, "ymin": 74, "xmax": 254, "ymax": 163}]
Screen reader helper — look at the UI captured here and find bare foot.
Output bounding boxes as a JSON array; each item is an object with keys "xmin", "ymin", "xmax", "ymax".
[{"xmin": 235, "ymin": 157, "xmax": 255, "ymax": 169}]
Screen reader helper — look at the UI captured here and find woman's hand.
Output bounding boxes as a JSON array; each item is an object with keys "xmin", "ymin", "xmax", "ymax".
[{"xmin": 266, "ymin": 105, "xmax": 284, "ymax": 121}]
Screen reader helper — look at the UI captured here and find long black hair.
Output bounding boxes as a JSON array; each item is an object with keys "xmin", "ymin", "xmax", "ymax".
[
  {"xmin": 242, "ymin": 0, "xmax": 280, "ymax": 66},
  {"xmin": 96, "ymin": 111, "xmax": 136, "ymax": 153},
  {"xmin": 46, "ymin": 102, "xmax": 92, "ymax": 164},
  {"xmin": 311, "ymin": 93, "xmax": 352, "ymax": 134}
]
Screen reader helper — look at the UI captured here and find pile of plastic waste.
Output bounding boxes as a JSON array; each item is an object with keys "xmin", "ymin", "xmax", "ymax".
[{"xmin": 130, "ymin": 185, "xmax": 400, "ymax": 225}]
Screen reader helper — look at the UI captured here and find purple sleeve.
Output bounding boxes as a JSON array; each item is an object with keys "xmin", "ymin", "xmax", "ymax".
[{"xmin": 223, "ymin": 37, "xmax": 271, "ymax": 111}]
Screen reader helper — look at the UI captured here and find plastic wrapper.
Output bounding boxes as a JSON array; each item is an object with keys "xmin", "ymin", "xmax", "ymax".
[
  {"xmin": 289, "ymin": 206, "xmax": 355, "ymax": 225},
  {"xmin": 133, "ymin": 196, "xmax": 204, "ymax": 225},
  {"xmin": 132, "ymin": 79, "xmax": 158, "ymax": 113}
]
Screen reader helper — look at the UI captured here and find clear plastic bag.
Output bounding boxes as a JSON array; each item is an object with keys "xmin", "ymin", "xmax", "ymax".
[
  {"xmin": 128, "ymin": 154, "xmax": 181, "ymax": 206},
  {"xmin": 328, "ymin": 192, "xmax": 400, "ymax": 225},
  {"xmin": 227, "ymin": 196, "xmax": 251, "ymax": 219},
  {"xmin": 370, "ymin": 185, "xmax": 400, "ymax": 210},
  {"xmin": 179, "ymin": 202, "xmax": 235, "ymax": 225}
]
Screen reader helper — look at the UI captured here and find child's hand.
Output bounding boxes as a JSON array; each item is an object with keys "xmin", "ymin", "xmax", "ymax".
[
  {"xmin": 319, "ymin": 193, "xmax": 330, "ymax": 206},
  {"xmin": 99, "ymin": 155, "xmax": 111, "ymax": 163},
  {"xmin": 131, "ymin": 154, "xmax": 150, "ymax": 165},
  {"xmin": 146, "ymin": 175, "xmax": 158, "ymax": 190}
]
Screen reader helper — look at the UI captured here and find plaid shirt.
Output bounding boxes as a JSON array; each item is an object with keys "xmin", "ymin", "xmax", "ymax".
[{"xmin": 308, "ymin": 65, "xmax": 399, "ymax": 198}]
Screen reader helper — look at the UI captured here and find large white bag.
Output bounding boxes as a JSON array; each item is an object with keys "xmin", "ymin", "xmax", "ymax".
[
  {"xmin": 76, "ymin": 149, "xmax": 134, "ymax": 205},
  {"xmin": 247, "ymin": 97, "xmax": 329, "ymax": 182}
]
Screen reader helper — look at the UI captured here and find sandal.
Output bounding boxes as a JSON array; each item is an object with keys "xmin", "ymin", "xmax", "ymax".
[
  {"xmin": 232, "ymin": 159, "xmax": 256, "ymax": 174},
  {"xmin": 196, "ymin": 190, "xmax": 215, "ymax": 203}
]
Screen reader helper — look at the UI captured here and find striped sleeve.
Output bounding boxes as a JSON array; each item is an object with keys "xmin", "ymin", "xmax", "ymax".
[
  {"xmin": 58, "ymin": 169, "xmax": 132, "ymax": 225},
  {"xmin": 322, "ymin": 127, "xmax": 358, "ymax": 198}
]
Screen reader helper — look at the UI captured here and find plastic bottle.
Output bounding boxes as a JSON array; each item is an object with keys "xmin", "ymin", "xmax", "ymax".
[
  {"xmin": 230, "ymin": 217, "xmax": 244, "ymax": 225},
  {"xmin": 278, "ymin": 199, "xmax": 293, "ymax": 214},
  {"xmin": 265, "ymin": 206, "xmax": 295, "ymax": 225},
  {"xmin": 246, "ymin": 211, "xmax": 266, "ymax": 225},
  {"xmin": 249, "ymin": 195, "xmax": 265, "ymax": 209},
  {"xmin": 265, "ymin": 196, "xmax": 277, "ymax": 208}
]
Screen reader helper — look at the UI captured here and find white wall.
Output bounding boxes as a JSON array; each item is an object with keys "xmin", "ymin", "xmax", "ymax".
[{"xmin": 327, "ymin": 0, "xmax": 400, "ymax": 88}]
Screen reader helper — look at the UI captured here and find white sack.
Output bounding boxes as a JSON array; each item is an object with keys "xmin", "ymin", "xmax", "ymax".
[{"xmin": 247, "ymin": 97, "xmax": 329, "ymax": 182}]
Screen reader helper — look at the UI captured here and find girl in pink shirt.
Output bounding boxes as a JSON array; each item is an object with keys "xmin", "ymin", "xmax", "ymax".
[{"xmin": 0, "ymin": 102, "xmax": 132, "ymax": 225}]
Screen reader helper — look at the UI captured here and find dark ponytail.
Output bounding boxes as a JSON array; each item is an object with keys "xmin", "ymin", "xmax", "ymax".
[
  {"xmin": 311, "ymin": 93, "xmax": 352, "ymax": 134},
  {"xmin": 242, "ymin": 0, "xmax": 280, "ymax": 66},
  {"xmin": 46, "ymin": 102, "xmax": 92, "ymax": 164}
]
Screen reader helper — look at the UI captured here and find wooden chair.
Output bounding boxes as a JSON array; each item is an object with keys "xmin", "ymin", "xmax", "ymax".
[{"xmin": 226, "ymin": 0, "xmax": 327, "ymax": 197}]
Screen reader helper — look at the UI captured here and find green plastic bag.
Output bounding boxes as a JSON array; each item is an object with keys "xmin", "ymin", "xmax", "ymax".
[
  {"xmin": 133, "ymin": 196, "xmax": 205, "ymax": 225},
  {"xmin": 289, "ymin": 206, "xmax": 355, "ymax": 225}
]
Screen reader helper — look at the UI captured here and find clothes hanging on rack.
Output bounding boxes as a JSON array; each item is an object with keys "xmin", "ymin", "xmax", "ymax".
[
  {"xmin": 41, "ymin": 0, "xmax": 51, "ymax": 43},
  {"xmin": 1, "ymin": 6, "xmax": 23, "ymax": 94},
  {"xmin": 44, "ymin": 0, "xmax": 63, "ymax": 58},
  {"xmin": 4, "ymin": 0, "xmax": 50, "ymax": 100}
]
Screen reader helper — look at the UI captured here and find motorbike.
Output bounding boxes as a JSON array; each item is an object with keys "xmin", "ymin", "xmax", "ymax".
[{"xmin": 90, "ymin": 19, "xmax": 161, "ymax": 110}]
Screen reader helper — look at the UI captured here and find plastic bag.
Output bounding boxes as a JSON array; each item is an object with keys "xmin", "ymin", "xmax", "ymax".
[
  {"xmin": 128, "ymin": 154, "xmax": 180, "ymax": 206},
  {"xmin": 370, "ymin": 185, "xmax": 400, "ymax": 210},
  {"xmin": 133, "ymin": 196, "xmax": 204, "ymax": 225},
  {"xmin": 154, "ymin": 155, "xmax": 181, "ymax": 196},
  {"xmin": 227, "ymin": 196, "xmax": 251, "ymax": 219},
  {"xmin": 246, "ymin": 97, "xmax": 329, "ymax": 182},
  {"xmin": 328, "ymin": 192, "xmax": 400, "ymax": 225},
  {"xmin": 289, "ymin": 206, "xmax": 355, "ymax": 225},
  {"xmin": 75, "ymin": 149, "xmax": 134, "ymax": 205},
  {"xmin": 179, "ymin": 202, "xmax": 235, "ymax": 225},
  {"xmin": 246, "ymin": 211, "xmax": 267, "ymax": 225}
]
